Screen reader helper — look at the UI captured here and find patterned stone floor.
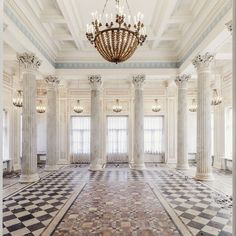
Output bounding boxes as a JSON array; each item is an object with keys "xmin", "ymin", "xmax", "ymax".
[
  {"xmin": 3, "ymin": 164, "xmax": 233, "ymax": 236},
  {"xmin": 54, "ymin": 181, "xmax": 181, "ymax": 236}
]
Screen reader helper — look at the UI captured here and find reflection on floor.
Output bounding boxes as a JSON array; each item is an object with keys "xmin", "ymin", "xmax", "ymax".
[{"xmin": 3, "ymin": 164, "xmax": 232, "ymax": 236}]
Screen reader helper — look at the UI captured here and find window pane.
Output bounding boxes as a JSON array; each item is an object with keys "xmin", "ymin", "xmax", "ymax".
[
  {"xmin": 107, "ymin": 116, "xmax": 128, "ymax": 154},
  {"xmin": 144, "ymin": 116, "xmax": 164, "ymax": 154},
  {"xmin": 71, "ymin": 116, "xmax": 90, "ymax": 154}
]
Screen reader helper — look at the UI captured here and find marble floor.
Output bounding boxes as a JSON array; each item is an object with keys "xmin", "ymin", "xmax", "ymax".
[{"xmin": 3, "ymin": 164, "xmax": 232, "ymax": 236}]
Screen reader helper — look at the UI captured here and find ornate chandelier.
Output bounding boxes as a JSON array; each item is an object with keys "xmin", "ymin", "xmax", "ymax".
[
  {"xmin": 113, "ymin": 99, "xmax": 122, "ymax": 112},
  {"xmin": 211, "ymin": 89, "xmax": 222, "ymax": 106},
  {"xmin": 189, "ymin": 99, "xmax": 197, "ymax": 112},
  {"xmin": 152, "ymin": 99, "xmax": 161, "ymax": 112},
  {"xmin": 13, "ymin": 90, "xmax": 23, "ymax": 108},
  {"xmin": 74, "ymin": 100, "xmax": 84, "ymax": 113},
  {"xmin": 36, "ymin": 100, "xmax": 46, "ymax": 113},
  {"xmin": 86, "ymin": 0, "xmax": 147, "ymax": 63}
]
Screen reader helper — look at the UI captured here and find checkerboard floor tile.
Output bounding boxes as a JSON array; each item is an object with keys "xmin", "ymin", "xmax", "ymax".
[{"xmin": 3, "ymin": 170, "xmax": 83, "ymax": 236}]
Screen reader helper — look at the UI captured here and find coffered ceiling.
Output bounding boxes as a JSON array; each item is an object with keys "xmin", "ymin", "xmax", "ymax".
[{"xmin": 3, "ymin": 0, "xmax": 232, "ymax": 78}]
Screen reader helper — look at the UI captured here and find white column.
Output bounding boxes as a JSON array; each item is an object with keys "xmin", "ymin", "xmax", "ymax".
[
  {"xmin": 192, "ymin": 53, "xmax": 214, "ymax": 181},
  {"xmin": 227, "ymin": 12, "xmax": 235, "ymax": 236},
  {"xmin": 130, "ymin": 75, "xmax": 146, "ymax": 169},
  {"xmin": 175, "ymin": 74, "xmax": 190, "ymax": 170},
  {"xmin": 45, "ymin": 76, "xmax": 60, "ymax": 171},
  {"xmin": 88, "ymin": 75, "xmax": 103, "ymax": 171},
  {"xmin": 17, "ymin": 53, "xmax": 41, "ymax": 183}
]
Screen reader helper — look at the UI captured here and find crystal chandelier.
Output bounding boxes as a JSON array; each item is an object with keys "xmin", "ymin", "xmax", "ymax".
[
  {"xmin": 86, "ymin": 0, "xmax": 147, "ymax": 63},
  {"xmin": 13, "ymin": 90, "xmax": 23, "ymax": 108},
  {"xmin": 113, "ymin": 99, "xmax": 122, "ymax": 112},
  {"xmin": 36, "ymin": 100, "xmax": 46, "ymax": 113},
  {"xmin": 211, "ymin": 89, "xmax": 222, "ymax": 106},
  {"xmin": 189, "ymin": 99, "xmax": 197, "ymax": 112},
  {"xmin": 152, "ymin": 99, "xmax": 161, "ymax": 112},
  {"xmin": 74, "ymin": 100, "xmax": 84, "ymax": 113}
]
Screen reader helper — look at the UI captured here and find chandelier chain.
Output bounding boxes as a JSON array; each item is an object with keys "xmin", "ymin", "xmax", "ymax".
[{"xmin": 102, "ymin": 0, "xmax": 110, "ymax": 17}]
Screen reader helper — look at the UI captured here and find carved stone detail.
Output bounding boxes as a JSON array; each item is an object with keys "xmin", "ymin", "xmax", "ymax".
[
  {"xmin": 17, "ymin": 52, "xmax": 41, "ymax": 70},
  {"xmin": 132, "ymin": 74, "xmax": 145, "ymax": 89},
  {"xmin": 192, "ymin": 53, "xmax": 214, "ymax": 69},
  {"xmin": 226, "ymin": 20, "xmax": 232, "ymax": 33},
  {"xmin": 175, "ymin": 74, "xmax": 191, "ymax": 89},
  {"xmin": 88, "ymin": 75, "xmax": 102, "ymax": 90},
  {"xmin": 45, "ymin": 75, "xmax": 60, "ymax": 88}
]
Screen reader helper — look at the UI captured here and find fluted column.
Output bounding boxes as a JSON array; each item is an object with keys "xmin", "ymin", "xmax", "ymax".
[
  {"xmin": 18, "ymin": 53, "xmax": 41, "ymax": 183},
  {"xmin": 192, "ymin": 53, "xmax": 214, "ymax": 181},
  {"xmin": 175, "ymin": 74, "xmax": 190, "ymax": 170},
  {"xmin": 88, "ymin": 75, "xmax": 103, "ymax": 171},
  {"xmin": 131, "ymin": 75, "xmax": 146, "ymax": 169},
  {"xmin": 45, "ymin": 76, "xmax": 60, "ymax": 171}
]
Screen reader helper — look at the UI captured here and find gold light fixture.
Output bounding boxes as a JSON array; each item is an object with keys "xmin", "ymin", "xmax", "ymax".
[
  {"xmin": 152, "ymin": 99, "xmax": 161, "ymax": 112},
  {"xmin": 74, "ymin": 100, "xmax": 84, "ymax": 113},
  {"xmin": 36, "ymin": 100, "xmax": 46, "ymax": 113},
  {"xmin": 189, "ymin": 99, "xmax": 197, "ymax": 112},
  {"xmin": 211, "ymin": 89, "xmax": 222, "ymax": 106},
  {"xmin": 112, "ymin": 99, "xmax": 122, "ymax": 113},
  {"xmin": 86, "ymin": 0, "xmax": 147, "ymax": 63},
  {"xmin": 13, "ymin": 90, "xmax": 23, "ymax": 108}
]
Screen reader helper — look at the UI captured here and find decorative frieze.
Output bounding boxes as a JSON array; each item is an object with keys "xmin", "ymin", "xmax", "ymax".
[
  {"xmin": 132, "ymin": 74, "xmax": 145, "ymax": 89},
  {"xmin": 88, "ymin": 75, "xmax": 102, "ymax": 90},
  {"xmin": 17, "ymin": 52, "xmax": 41, "ymax": 71},
  {"xmin": 192, "ymin": 53, "xmax": 214, "ymax": 69},
  {"xmin": 175, "ymin": 74, "xmax": 191, "ymax": 89}
]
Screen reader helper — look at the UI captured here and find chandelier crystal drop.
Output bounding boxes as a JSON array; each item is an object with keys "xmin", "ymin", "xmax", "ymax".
[
  {"xmin": 36, "ymin": 100, "xmax": 46, "ymax": 113},
  {"xmin": 13, "ymin": 90, "xmax": 23, "ymax": 108},
  {"xmin": 152, "ymin": 99, "xmax": 161, "ymax": 112},
  {"xmin": 86, "ymin": 0, "xmax": 147, "ymax": 63},
  {"xmin": 189, "ymin": 99, "xmax": 197, "ymax": 112},
  {"xmin": 112, "ymin": 99, "xmax": 122, "ymax": 113},
  {"xmin": 211, "ymin": 89, "xmax": 222, "ymax": 106},
  {"xmin": 74, "ymin": 100, "xmax": 84, "ymax": 113}
]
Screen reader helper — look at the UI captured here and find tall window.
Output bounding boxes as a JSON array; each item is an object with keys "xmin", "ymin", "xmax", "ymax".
[
  {"xmin": 2, "ymin": 110, "xmax": 9, "ymax": 161},
  {"xmin": 107, "ymin": 116, "xmax": 128, "ymax": 154},
  {"xmin": 225, "ymin": 107, "xmax": 232, "ymax": 159},
  {"xmin": 71, "ymin": 116, "xmax": 90, "ymax": 155},
  {"xmin": 144, "ymin": 116, "xmax": 164, "ymax": 154}
]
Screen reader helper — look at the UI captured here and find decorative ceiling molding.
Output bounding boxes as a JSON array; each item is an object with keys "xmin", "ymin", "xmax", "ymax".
[{"xmin": 4, "ymin": 0, "xmax": 232, "ymax": 70}]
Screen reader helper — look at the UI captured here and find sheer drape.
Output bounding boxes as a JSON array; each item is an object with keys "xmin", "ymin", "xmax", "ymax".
[
  {"xmin": 107, "ymin": 116, "xmax": 128, "ymax": 162},
  {"xmin": 144, "ymin": 116, "xmax": 164, "ymax": 154},
  {"xmin": 2, "ymin": 110, "xmax": 9, "ymax": 161},
  {"xmin": 71, "ymin": 116, "xmax": 90, "ymax": 163}
]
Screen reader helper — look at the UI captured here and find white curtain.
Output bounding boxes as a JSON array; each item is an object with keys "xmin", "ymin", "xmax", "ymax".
[
  {"xmin": 107, "ymin": 116, "xmax": 128, "ymax": 162},
  {"xmin": 71, "ymin": 116, "xmax": 90, "ymax": 163},
  {"xmin": 144, "ymin": 116, "xmax": 164, "ymax": 154},
  {"xmin": 225, "ymin": 107, "xmax": 232, "ymax": 159}
]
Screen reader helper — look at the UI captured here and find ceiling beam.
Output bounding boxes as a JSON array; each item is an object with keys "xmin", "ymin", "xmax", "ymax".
[
  {"xmin": 56, "ymin": 0, "xmax": 83, "ymax": 50},
  {"xmin": 40, "ymin": 14, "xmax": 66, "ymax": 24}
]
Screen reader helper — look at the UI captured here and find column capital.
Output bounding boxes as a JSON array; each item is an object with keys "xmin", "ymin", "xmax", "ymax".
[
  {"xmin": 17, "ymin": 52, "xmax": 41, "ymax": 71},
  {"xmin": 175, "ymin": 74, "xmax": 190, "ymax": 89},
  {"xmin": 45, "ymin": 75, "xmax": 60, "ymax": 88},
  {"xmin": 88, "ymin": 75, "xmax": 102, "ymax": 90},
  {"xmin": 192, "ymin": 52, "xmax": 214, "ymax": 69},
  {"xmin": 132, "ymin": 74, "xmax": 145, "ymax": 89},
  {"xmin": 226, "ymin": 20, "xmax": 232, "ymax": 34}
]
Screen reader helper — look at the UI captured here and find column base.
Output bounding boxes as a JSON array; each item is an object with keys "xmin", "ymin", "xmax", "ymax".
[
  {"xmin": 45, "ymin": 165, "xmax": 59, "ymax": 172},
  {"xmin": 89, "ymin": 163, "xmax": 104, "ymax": 171},
  {"xmin": 176, "ymin": 163, "xmax": 189, "ymax": 170},
  {"xmin": 20, "ymin": 173, "xmax": 40, "ymax": 183},
  {"xmin": 129, "ymin": 163, "xmax": 146, "ymax": 170},
  {"xmin": 195, "ymin": 172, "xmax": 214, "ymax": 181}
]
